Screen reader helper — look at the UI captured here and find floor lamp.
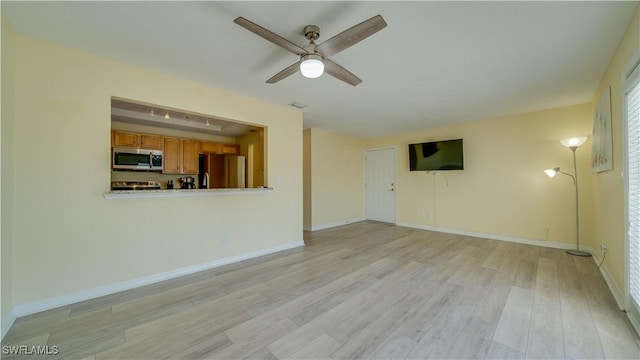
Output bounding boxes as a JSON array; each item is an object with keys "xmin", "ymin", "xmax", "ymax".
[{"xmin": 545, "ymin": 136, "xmax": 592, "ymax": 257}]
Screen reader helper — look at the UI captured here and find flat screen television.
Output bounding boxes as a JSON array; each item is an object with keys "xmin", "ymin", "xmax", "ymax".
[{"xmin": 409, "ymin": 139, "xmax": 464, "ymax": 171}]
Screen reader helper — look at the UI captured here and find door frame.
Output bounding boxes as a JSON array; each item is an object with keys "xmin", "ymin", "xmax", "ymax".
[
  {"xmin": 364, "ymin": 146, "xmax": 398, "ymax": 224},
  {"xmin": 622, "ymin": 49, "xmax": 640, "ymax": 334}
]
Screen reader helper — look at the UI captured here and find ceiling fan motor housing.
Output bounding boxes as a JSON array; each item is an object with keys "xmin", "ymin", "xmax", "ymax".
[{"xmin": 304, "ymin": 25, "xmax": 320, "ymax": 41}]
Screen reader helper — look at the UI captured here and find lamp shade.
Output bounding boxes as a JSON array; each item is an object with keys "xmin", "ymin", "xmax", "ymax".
[
  {"xmin": 544, "ymin": 168, "xmax": 559, "ymax": 178},
  {"xmin": 300, "ymin": 54, "xmax": 324, "ymax": 78},
  {"xmin": 560, "ymin": 137, "xmax": 587, "ymax": 148}
]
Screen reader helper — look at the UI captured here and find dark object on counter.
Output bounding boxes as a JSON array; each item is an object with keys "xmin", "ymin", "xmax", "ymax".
[
  {"xmin": 167, "ymin": 180, "xmax": 174, "ymax": 189},
  {"xmin": 180, "ymin": 177, "xmax": 195, "ymax": 189},
  {"xmin": 111, "ymin": 181, "xmax": 161, "ymax": 191}
]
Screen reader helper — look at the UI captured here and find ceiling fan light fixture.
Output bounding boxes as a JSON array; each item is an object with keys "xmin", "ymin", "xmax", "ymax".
[{"xmin": 300, "ymin": 54, "xmax": 324, "ymax": 79}]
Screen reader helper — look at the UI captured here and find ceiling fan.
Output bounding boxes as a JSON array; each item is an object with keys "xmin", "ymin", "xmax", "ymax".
[{"xmin": 233, "ymin": 15, "xmax": 387, "ymax": 86}]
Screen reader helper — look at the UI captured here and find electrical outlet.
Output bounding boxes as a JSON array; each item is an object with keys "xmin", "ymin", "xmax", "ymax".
[
  {"xmin": 600, "ymin": 244, "xmax": 608, "ymax": 251},
  {"xmin": 221, "ymin": 235, "xmax": 228, "ymax": 247},
  {"xmin": 426, "ymin": 212, "xmax": 431, "ymax": 220}
]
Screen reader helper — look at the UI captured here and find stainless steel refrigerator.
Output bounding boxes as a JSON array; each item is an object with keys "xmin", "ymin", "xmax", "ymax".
[{"xmin": 224, "ymin": 155, "xmax": 245, "ymax": 188}]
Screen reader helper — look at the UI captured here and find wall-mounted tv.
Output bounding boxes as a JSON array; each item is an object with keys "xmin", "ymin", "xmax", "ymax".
[{"xmin": 409, "ymin": 139, "xmax": 464, "ymax": 171}]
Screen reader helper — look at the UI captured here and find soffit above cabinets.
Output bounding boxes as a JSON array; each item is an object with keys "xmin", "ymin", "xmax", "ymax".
[{"xmin": 111, "ymin": 99, "xmax": 260, "ymax": 138}]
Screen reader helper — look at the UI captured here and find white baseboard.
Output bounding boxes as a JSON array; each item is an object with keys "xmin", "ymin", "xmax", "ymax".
[
  {"xmin": 591, "ymin": 252, "xmax": 626, "ymax": 310},
  {"xmin": 8, "ymin": 240, "xmax": 305, "ymax": 326},
  {"xmin": 1, "ymin": 308, "xmax": 17, "ymax": 341},
  {"xmin": 591, "ymin": 254, "xmax": 640, "ymax": 339},
  {"xmin": 397, "ymin": 222, "xmax": 592, "ymax": 252},
  {"xmin": 306, "ymin": 218, "xmax": 365, "ymax": 232}
]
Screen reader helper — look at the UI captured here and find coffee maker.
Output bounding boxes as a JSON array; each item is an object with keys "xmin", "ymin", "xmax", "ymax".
[{"xmin": 180, "ymin": 176, "xmax": 196, "ymax": 189}]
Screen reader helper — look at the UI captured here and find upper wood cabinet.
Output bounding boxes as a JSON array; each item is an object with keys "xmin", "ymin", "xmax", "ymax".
[
  {"xmin": 163, "ymin": 137, "xmax": 181, "ymax": 174},
  {"xmin": 140, "ymin": 134, "xmax": 163, "ymax": 150},
  {"xmin": 112, "ymin": 131, "xmax": 162, "ymax": 150},
  {"xmin": 200, "ymin": 141, "xmax": 240, "ymax": 155},
  {"xmin": 200, "ymin": 141, "xmax": 221, "ymax": 154},
  {"xmin": 182, "ymin": 140, "xmax": 199, "ymax": 174},
  {"xmin": 221, "ymin": 143, "xmax": 240, "ymax": 155},
  {"xmin": 163, "ymin": 137, "xmax": 198, "ymax": 175},
  {"xmin": 112, "ymin": 131, "xmax": 138, "ymax": 147}
]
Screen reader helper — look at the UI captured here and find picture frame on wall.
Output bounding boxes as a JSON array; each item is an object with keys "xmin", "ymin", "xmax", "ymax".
[{"xmin": 592, "ymin": 86, "xmax": 613, "ymax": 173}]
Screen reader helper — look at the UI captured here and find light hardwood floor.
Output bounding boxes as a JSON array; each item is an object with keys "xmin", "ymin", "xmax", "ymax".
[{"xmin": 3, "ymin": 221, "xmax": 640, "ymax": 359}]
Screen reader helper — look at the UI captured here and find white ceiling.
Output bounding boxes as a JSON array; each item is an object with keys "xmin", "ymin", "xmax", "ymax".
[{"xmin": 3, "ymin": 1, "xmax": 637, "ymax": 138}]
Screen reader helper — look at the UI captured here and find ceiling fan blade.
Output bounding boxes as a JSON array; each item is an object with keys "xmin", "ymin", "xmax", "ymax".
[
  {"xmin": 234, "ymin": 17, "xmax": 308, "ymax": 56},
  {"xmin": 316, "ymin": 15, "xmax": 387, "ymax": 57},
  {"xmin": 324, "ymin": 59, "xmax": 362, "ymax": 86},
  {"xmin": 266, "ymin": 62, "xmax": 300, "ymax": 84}
]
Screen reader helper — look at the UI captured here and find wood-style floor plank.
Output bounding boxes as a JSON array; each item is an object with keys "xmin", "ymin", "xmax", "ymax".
[
  {"xmin": 286, "ymin": 333, "xmax": 341, "ymax": 360},
  {"xmin": 1, "ymin": 221, "xmax": 638, "ymax": 360},
  {"xmin": 530, "ymin": 283, "xmax": 563, "ymax": 341},
  {"xmin": 561, "ymin": 297, "xmax": 606, "ymax": 359},
  {"xmin": 493, "ymin": 286, "xmax": 534, "ymax": 352},
  {"xmin": 486, "ymin": 341, "xmax": 525, "ymax": 359}
]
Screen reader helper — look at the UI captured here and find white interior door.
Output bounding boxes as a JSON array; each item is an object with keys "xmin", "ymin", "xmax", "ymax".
[{"xmin": 365, "ymin": 148, "xmax": 396, "ymax": 223}]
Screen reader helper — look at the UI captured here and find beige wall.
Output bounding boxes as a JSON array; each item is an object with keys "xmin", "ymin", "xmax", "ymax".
[
  {"xmin": 236, "ymin": 129, "xmax": 266, "ymax": 188},
  {"xmin": 305, "ymin": 128, "xmax": 365, "ymax": 230},
  {"xmin": 364, "ymin": 104, "xmax": 593, "ymax": 245},
  {"xmin": 591, "ymin": 5, "xmax": 640, "ymax": 295},
  {"xmin": 8, "ymin": 35, "xmax": 302, "ymax": 308},
  {"xmin": 1, "ymin": 13, "xmax": 17, "ymax": 337}
]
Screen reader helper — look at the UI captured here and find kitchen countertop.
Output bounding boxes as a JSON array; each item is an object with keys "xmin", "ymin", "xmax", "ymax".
[{"xmin": 104, "ymin": 187, "xmax": 273, "ymax": 200}]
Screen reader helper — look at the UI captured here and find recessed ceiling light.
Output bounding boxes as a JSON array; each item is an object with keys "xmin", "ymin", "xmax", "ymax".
[
  {"xmin": 289, "ymin": 102, "xmax": 307, "ymax": 109},
  {"xmin": 164, "ymin": 113, "xmax": 170, "ymax": 119}
]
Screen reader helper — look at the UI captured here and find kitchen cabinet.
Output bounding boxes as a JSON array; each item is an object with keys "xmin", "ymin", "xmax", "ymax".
[
  {"xmin": 221, "ymin": 143, "xmax": 240, "ymax": 155},
  {"xmin": 113, "ymin": 131, "xmax": 138, "ymax": 147},
  {"xmin": 163, "ymin": 137, "xmax": 181, "ymax": 173},
  {"xmin": 182, "ymin": 140, "xmax": 199, "ymax": 174},
  {"xmin": 140, "ymin": 134, "xmax": 163, "ymax": 149},
  {"xmin": 163, "ymin": 137, "xmax": 198, "ymax": 174},
  {"xmin": 112, "ymin": 131, "xmax": 162, "ymax": 150},
  {"xmin": 200, "ymin": 141, "xmax": 220, "ymax": 154},
  {"xmin": 200, "ymin": 141, "xmax": 240, "ymax": 155}
]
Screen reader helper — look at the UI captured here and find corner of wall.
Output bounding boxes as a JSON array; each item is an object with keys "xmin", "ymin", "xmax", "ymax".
[{"xmin": 1, "ymin": 11, "xmax": 17, "ymax": 340}]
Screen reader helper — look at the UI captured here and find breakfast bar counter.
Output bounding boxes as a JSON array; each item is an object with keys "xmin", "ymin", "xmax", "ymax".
[{"xmin": 104, "ymin": 187, "xmax": 273, "ymax": 200}]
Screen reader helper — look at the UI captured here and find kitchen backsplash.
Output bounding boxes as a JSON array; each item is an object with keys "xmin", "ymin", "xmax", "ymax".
[{"xmin": 111, "ymin": 171, "xmax": 198, "ymax": 189}]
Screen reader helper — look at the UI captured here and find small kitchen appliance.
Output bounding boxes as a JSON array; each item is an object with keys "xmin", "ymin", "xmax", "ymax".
[
  {"xmin": 112, "ymin": 147, "xmax": 163, "ymax": 171},
  {"xmin": 180, "ymin": 176, "xmax": 196, "ymax": 189}
]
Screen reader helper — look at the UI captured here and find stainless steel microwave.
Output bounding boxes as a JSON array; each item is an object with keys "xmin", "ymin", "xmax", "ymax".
[{"xmin": 112, "ymin": 147, "xmax": 163, "ymax": 171}]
